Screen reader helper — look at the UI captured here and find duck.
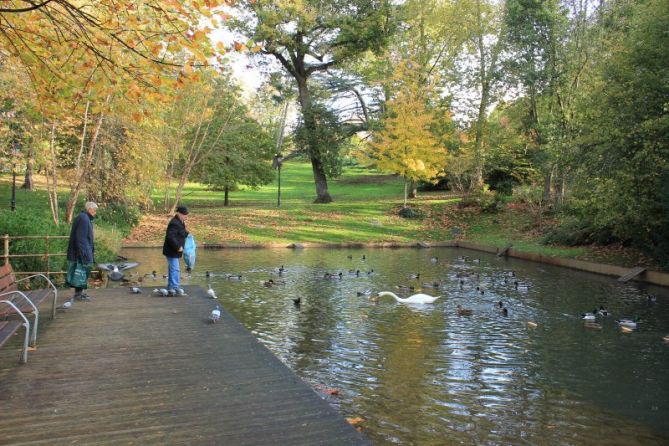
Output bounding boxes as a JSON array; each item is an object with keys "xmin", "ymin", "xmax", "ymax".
[
  {"xmin": 409, "ymin": 273, "xmax": 420, "ymax": 280},
  {"xmin": 347, "ymin": 254, "xmax": 353, "ymax": 260},
  {"xmin": 292, "ymin": 297, "xmax": 301, "ymax": 306},
  {"xmin": 597, "ymin": 306, "xmax": 609, "ymax": 317},
  {"xmin": 422, "ymin": 281, "xmax": 441, "ymax": 289},
  {"xmin": 227, "ymin": 274, "xmax": 242, "ymax": 280},
  {"xmin": 366, "ymin": 269, "xmax": 375, "ymax": 276},
  {"xmin": 501, "ymin": 307, "xmax": 508, "ymax": 317},
  {"xmin": 205, "ymin": 271, "xmax": 211, "ymax": 278},
  {"xmin": 275, "ymin": 265, "xmax": 285, "ymax": 274},
  {"xmin": 207, "ymin": 284, "xmax": 218, "ymax": 299},
  {"xmin": 356, "ymin": 289, "xmax": 372, "ymax": 297},
  {"xmin": 263, "ymin": 279, "xmax": 275, "ymax": 287},
  {"xmin": 430, "ymin": 257, "xmax": 438, "ymax": 263},
  {"xmin": 210, "ymin": 305, "xmax": 221, "ymax": 323},
  {"xmin": 377, "ymin": 291, "xmax": 441, "ymax": 304},
  {"xmin": 616, "ymin": 317, "xmax": 639, "ymax": 330},
  {"xmin": 456, "ymin": 305, "xmax": 473, "ymax": 316},
  {"xmin": 647, "ymin": 294, "xmax": 657, "ymax": 304},
  {"xmin": 395, "ymin": 284, "xmax": 415, "ymax": 291},
  {"xmin": 584, "ymin": 321, "xmax": 603, "ymax": 330},
  {"xmin": 497, "ymin": 300, "xmax": 503, "ymax": 309},
  {"xmin": 581, "ymin": 309, "xmax": 597, "ymax": 321},
  {"xmin": 663, "ymin": 335, "xmax": 669, "ymax": 343},
  {"xmin": 527, "ymin": 321, "xmax": 538, "ymax": 329}
]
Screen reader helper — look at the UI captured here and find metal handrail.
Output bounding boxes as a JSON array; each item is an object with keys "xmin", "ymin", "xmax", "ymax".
[{"xmin": 2, "ymin": 233, "xmax": 68, "ymax": 277}]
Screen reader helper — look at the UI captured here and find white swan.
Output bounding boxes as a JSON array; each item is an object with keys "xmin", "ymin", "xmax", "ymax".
[{"xmin": 377, "ymin": 291, "xmax": 442, "ymax": 304}]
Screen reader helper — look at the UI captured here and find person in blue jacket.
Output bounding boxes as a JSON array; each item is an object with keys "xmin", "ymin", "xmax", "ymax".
[
  {"xmin": 66, "ymin": 201, "xmax": 97, "ymax": 302},
  {"xmin": 162, "ymin": 206, "xmax": 189, "ymax": 293}
]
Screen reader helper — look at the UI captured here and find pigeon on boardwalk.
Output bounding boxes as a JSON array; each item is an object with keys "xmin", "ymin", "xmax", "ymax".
[
  {"xmin": 177, "ymin": 288, "xmax": 187, "ymax": 296},
  {"xmin": 153, "ymin": 288, "xmax": 169, "ymax": 296},
  {"xmin": 207, "ymin": 284, "xmax": 218, "ymax": 299},
  {"xmin": 59, "ymin": 299, "xmax": 73, "ymax": 310},
  {"xmin": 130, "ymin": 287, "xmax": 142, "ymax": 294},
  {"xmin": 210, "ymin": 305, "xmax": 221, "ymax": 323},
  {"xmin": 167, "ymin": 289, "xmax": 177, "ymax": 297}
]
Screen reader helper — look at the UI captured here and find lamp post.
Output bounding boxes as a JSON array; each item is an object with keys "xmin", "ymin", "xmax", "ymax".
[{"xmin": 272, "ymin": 153, "xmax": 284, "ymax": 207}]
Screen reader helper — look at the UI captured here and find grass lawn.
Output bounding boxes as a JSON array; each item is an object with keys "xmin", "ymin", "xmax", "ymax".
[{"xmin": 0, "ymin": 163, "xmax": 661, "ymax": 270}]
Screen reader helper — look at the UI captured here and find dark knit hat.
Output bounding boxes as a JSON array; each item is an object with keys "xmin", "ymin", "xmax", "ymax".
[{"xmin": 176, "ymin": 206, "xmax": 189, "ymax": 215}]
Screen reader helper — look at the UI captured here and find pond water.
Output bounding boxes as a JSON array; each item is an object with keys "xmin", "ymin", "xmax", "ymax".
[{"xmin": 120, "ymin": 247, "xmax": 669, "ymax": 445}]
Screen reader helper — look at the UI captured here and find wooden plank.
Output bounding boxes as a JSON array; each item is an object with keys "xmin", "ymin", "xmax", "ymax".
[
  {"xmin": 497, "ymin": 243, "xmax": 513, "ymax": 257},
  {"xmin": 618, "ymin": 266, "xmax": 647, "ymax": 282},
  {"xmin": 0, "ymin": 286, "xmax": 371, "ymax": 446}
]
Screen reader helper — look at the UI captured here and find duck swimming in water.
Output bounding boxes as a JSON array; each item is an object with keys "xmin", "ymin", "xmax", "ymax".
[
  {"xmin": 456, "ymin": 305, "xmax": 473, "ymax": 316},
  {"xmin": 582, "ymin": 309, "xmax": 597, "ymax": 321},
  {"xmin": 616, "ymin": 317, "xmax": 639, "ymax": 330},
  {"xmin": 377, "ymin": 291, "xmax": 441, "ymax": 304}
]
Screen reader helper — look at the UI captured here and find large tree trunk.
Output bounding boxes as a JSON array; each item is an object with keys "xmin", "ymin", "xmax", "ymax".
[
  {"xmin": 21, "ymin": 148, "xmax": 34, "ymax": 190},
  {"xmin": 408, "ymin": 180, "xmax": 417, "ymax": 199},
  {"xmin": 296, "ymin": 77, "xmax": 332, "ymax": 203}
]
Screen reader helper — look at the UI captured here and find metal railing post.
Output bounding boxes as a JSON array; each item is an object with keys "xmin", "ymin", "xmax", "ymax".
[{"xmin": 3, "ymin": 234, "xmax": 8, "ymax": 266}]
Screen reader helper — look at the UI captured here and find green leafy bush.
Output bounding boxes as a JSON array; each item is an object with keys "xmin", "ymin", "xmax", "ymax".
[
  {"xmin": 96, "ymin": 202, "xmax": 141, "ymax": 235},
  {"xmin": 0, "ymin": 208, "xmax": 69, "ymax": 273},
  {"xmin": 459, "ymin": 187, "xmax": 503, "ymax": 213}
]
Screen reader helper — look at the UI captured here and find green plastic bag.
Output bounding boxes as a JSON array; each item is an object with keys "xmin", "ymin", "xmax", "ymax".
[{"xmin": 67, "ymin": 261, "xmax": 91, "ymax": 289}]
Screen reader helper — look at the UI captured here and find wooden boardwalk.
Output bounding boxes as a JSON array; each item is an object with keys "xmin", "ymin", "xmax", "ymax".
[{"xmin": 0, "ymin": 286, "xmax": 370, "ymax": 445}]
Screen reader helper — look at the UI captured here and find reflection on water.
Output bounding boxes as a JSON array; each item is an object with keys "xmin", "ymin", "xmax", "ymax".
[{"xmin": 121, "ymin": 247, "xmax": 669, "ymax": 445}]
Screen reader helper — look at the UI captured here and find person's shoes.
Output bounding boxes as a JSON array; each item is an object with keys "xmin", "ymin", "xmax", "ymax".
[{"xmin": 74, "ymin": 293, "xmax": 91, "ymax": 302}]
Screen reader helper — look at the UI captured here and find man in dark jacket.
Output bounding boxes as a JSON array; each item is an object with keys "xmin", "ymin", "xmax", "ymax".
[
  {"xmin": 66, "ymin": 201, "xmax": 97, "ymax": 302},
  {"xmin": 163, "ymin": 206, "xmax": 189, "ymax": 293}
]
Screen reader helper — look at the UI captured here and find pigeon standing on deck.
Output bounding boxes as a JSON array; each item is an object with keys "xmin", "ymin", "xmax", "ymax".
[
  {"xmin": 207, "ymin": 284, "xmax": 218, "ymax": 299},
  {"xmin": 210, "ymin": 305, "xmax": 221, "ymax": 323},
  {"xmin": 130, "ymin": 287, "xmax": 142, "ymax": 294},
  {"xmin": 177, "ymin": 288, "xmax": 187, "ymax": 296},
  {"xmin": 154, "ymin": 288, "xmax": 169, "ymax": 296}
]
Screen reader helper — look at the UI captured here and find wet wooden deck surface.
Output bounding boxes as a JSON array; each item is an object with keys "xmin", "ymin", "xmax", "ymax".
[{"xmin": 0, "ymin": 286, "xmax": 370, "ymax": 445}]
